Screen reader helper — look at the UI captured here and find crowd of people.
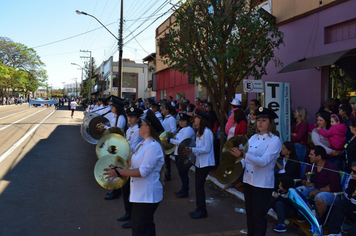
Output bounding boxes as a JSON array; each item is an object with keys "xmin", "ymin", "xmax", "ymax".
[
  {"xmin": 83, "ymin": 95, "xmax": 356, "ymax": 236},
  {"xmin": 0, "ymin": 96, "xmax": 26, "ymax": 105}
]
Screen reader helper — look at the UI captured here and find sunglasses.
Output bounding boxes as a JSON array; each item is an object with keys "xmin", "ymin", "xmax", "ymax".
[
  {"xmin": 250, "ymin": 113, "xmax": 256, "ymax": 116},
  {"xmin": 352, "ymin": 169, "xmax": 356, "ymax": 173}
]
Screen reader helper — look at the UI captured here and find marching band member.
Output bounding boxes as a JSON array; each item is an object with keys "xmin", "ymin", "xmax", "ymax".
[
  {"xmin": 97, "ymin": 97, "xmax": 127, "ymax": 200},
  {"xmin": 152, "ymin": 102, "xmax": 163, "ymax": 124},
  {"xmin": 169, "ymin": 113, "xmax": 195, "ymax": 198},
  {"xmin": 103, "ymin": 97, "xmax": 127, "ymax": 132},
  {"xmin": 230, "ymin": 107, "xmax": 282, "ymax": 236},
  {"xmin": 161, "ymin": 103, "xmax": 177, "ymax": 181},
  {"xmin": 182, "ymin": 109, "xmax": 215, "ymax": 219},
  {"xmin": 104, "ymin": 109, "xmax": 165, "ymax": 236},
  {"xmin": 117, "ymin": 106, "xmax": 144, "ymax": 229}
]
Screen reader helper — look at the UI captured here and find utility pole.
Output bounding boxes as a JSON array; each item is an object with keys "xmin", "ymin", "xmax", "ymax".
[
  {"xmin": 118, "ymin": 0, "xmax": 124, "ymax": 98},
  {"xmin": 80, "ymin": 50, "xmax": 92, "ymax": 100}
]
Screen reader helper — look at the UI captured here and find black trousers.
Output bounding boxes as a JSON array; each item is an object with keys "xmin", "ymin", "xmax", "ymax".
[
  {"xmin": 165, "ymin": 154, "xmax": 171, "ymax": 178},
  {"xmin": 122, "ymin": 178, "xmax": 132, "ymax": 216},
  {"xmin": 175, "ymin": 155, "xmax": 189, "ymax": 193},
  {"xmin": 244, "ymin": 183, "xmax": 273, "ymax": 236},
  {"xmin": 328, "ymin": 198, "xmax": 356, "ymax": 235},
  {"xmin": 195, "ymin": 166, "xmax": 211, "ymax": 211},
  {"xmin": 131, "ymin": 202, "xmax": 160, "ymax": 236}
]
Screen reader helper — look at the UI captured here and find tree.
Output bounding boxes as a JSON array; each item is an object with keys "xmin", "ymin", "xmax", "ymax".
[
  {"xmin": 160, "ymin": 0, "xmax": 284, "ymax": 145},
  {"xmin": 0, "ymin": 37, "xmax": 47, "ymax": 101},
  {"xmin": 82, "ymin": 57, "xmax": 97, "ymax": 99}
]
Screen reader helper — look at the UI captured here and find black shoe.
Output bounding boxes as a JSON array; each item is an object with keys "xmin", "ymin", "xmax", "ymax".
[
  {"xmin": 117, "ymin": 213, "xmax": 130, "ymax": 221},
  {"xmin": 121, "ymin": 221, "xmax": 131, "ymax": 229},
  {"xmin": 190, "ymin": 210, "xmax": 207, "ymax": 219},
  {"xmin": 104, "ymin": 192, "xmax": 121, "ymax": 200},
  {"xmin": 189, "ymin": 208, "xmax": 200, "ymax": 217},
  {"xmin": 176, "ymin": 192, "xmax": 189, "ymax": 198},
  {"xmin": 174, "ymin": 189, "xmax": 183, "ymax": 195}
]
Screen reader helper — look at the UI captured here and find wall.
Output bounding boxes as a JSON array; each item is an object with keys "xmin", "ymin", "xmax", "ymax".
[
  {"xmin": 251, "ymin": 0, "xmax": 356, "ymax": 124},
  {"xmin": 155, "ymin": 69, "xmax": 195, "ymax": 102},
  {"xmin": 272, "ymin": 0, "xmax": 344, "ymax": 24}
]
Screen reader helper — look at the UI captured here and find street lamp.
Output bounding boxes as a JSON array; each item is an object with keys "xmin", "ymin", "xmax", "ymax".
[
  {"xmin": 76, "ymin": 3, "xmax": 123, "ymax": 97},
  {"xmin": 71, "ymin": 63, "xmax": 84, "ymax": 97}
]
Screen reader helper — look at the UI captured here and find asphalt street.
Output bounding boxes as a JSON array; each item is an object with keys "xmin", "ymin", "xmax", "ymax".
[{"xmin": 0, "ymin": 104, "xmax": 305, "ymax": 236}]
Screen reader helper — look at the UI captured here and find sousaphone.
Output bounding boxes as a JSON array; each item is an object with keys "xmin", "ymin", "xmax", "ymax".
[
  {"xmin": 96, "ymin": 133, "xmax": 131, "ymax": 160},
  {"xmin": 159, "ymin": 131, "xmax": 176, "ymax": 155},
  {"xmin": 81, "ymin": 113, "xmax": 100, "ymax": 144},
  {"xmin": 216, "ymin": 135, "xmax": 249, "ymax": 185},
  {"xmin": 94, "ymin": 154, "xmax": 128, "ymax": 190}
]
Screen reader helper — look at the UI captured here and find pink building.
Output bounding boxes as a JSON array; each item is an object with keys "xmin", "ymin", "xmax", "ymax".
[{"xmin": 248, "ymin": 0, "xmax": 356, "ymax": 122}]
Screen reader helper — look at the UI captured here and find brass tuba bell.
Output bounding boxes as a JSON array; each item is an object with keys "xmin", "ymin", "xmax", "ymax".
[{"xmin": 159, "ymin": 131, "xmax": 176, "ymax": 155}]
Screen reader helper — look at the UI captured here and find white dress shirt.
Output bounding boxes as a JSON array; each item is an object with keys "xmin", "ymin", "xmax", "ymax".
[
  {"xmin": 162, "ymin": 115, "xmax": 177, "ymax": 134},
  {"xmin": 130, "ymin": 137, "xmax": 164, "ymax": 203},
  {"xmin": 242, "ymin": 132, "xmax": 282, "ymax": 189},
  {"xmin": 192, "ymin": 127, "xmax": 215, "ymax": 168},
  {"xmin": 126, "ymin": 124, "xmax": 143, "ymax": 151},
  {"xmin": 170, "ymin": 126, "xmax": 195, "ymax": 155},
  {"xmin": 155, "ymin": 111, "xmax": 163, "ymax": 124},
  {"xmin": 105, "ymin": 114, "xmax": 126, "ymax": 130}
]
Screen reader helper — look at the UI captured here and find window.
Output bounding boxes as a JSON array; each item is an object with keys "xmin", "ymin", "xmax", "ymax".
[
  {"xmin": 176, "ymin": 93, "xmax": 185, "ymax": 100},
  {"xmin": 325, "ymin": 18, "xmax": 356, "ymax": 44},
  {"xmin": 159, "ymin": 34, "xmax": 169, "ymax": 56}
]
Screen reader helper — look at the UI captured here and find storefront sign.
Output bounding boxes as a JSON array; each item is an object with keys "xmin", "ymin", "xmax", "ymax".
[
  {"xmin": 122, "ymin": 88, "xmax": 136, "ymax": 92},
  {"xmin": 264, "ymin": 82, "xmax": 291, "ymax": 142}
]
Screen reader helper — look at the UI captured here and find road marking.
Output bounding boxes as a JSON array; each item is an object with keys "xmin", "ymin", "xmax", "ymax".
[
  {"xmin": 0, "ymin": 109, "xmax": 56, "ymax": 165},
  {"xmin": 0, "ymin": 109, "xmax": 30, "ymax": 120},
  {"xmin": 0, "ymin": 108, "xmax": 45, "ymax": 131}
]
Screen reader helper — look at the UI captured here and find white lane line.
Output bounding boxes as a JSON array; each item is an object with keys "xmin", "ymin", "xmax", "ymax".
[
  {"xmin": 0, "ymin": 109, "xmax": 30, "ymax": 120},
  {"xmin": 0, "ymin": 108, "xmax": 45, "ymax": 131},
  {"xmin": 0, "ymin": 109, "xmax": 56, "ymax": 164}
]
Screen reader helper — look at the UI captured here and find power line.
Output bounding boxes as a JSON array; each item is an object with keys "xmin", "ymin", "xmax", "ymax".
[{"xmin": 31, "ymin": 22, "xmax": 117, "ymax": 49}]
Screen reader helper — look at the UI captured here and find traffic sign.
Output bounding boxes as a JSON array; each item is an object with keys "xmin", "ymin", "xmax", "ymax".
[{"xmin": 243, "ymin": 79, "xmax": 264, "ymax": 93}]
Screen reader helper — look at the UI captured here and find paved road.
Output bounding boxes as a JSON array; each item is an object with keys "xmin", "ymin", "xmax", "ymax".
[{"xmin": 0, "ymin": 105, "xmax": 305, "ymax": 236}]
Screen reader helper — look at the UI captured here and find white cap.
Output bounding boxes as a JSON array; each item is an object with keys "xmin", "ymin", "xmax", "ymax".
[{"xmin": 230, "ymin": 98, "xmax": 241, "ymax": 106}]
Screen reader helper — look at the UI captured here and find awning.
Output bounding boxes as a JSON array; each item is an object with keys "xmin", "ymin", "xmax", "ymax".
[{"xmin": 278, "ymin": 48, "xmax": 356, "ymax": 75}]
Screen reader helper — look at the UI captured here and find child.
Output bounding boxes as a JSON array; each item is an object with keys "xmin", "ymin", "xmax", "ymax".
[
  {"xmin": 267, "ymin": 176, "xmax": 296, "ymax": 233},
  {"xmin": 317, "ymin": 114, "xmax": 346, "ymax": 151}
]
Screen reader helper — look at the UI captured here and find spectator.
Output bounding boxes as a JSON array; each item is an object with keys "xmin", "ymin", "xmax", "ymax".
[
  {"xmin": 291, "ymin": 107, "xmax": 309, "ymax": 162},
  {"xmin": 275, "ymin": 141, "xmax": 301, "ymax": 187},
  {"xmin": 225, "ymin": 98, "xmax": 242, "ymax": 135},
  {"xmin": 176, "ymin": 102, "xmax": 188, "ymax": 124},
  {"xmin": 244, "ymin": 99, "xmax": 260, "ymax": 118},
  {"xmin": 226, "ymin": 109, "xmax": 247, "ymax": 140},
  {"xmin": 339, "ymin": 104, "xmax": 353, "ymax": 141},
  {"xmin": 345, "ymin": 118, "xmax": 356, "ymax": 172},
  {"xmin": 318, "ymin": 98, "xmax": 338, "ymax": 114},
  {"xmin": 326, "ymin": 161, "xmax": 356, "ymax": 236},
  {"xmin": 350, "ymin": 97, "xmax": 356, "ymax": 118},
  {"xmin": 246, "ymin": 108, "xmax": 257, "ymax": 139},
  {"xmin": 193, "ymin": 98, "xmax": 204, "ymax": 113},
  {"xmin": 296, "ymin": 146, "xmax": 341, "ymax": 221},
  {"xmin": 317, "ymin": 114, "xmax": 346, "ymax": 170},
  {"xmin": 70, "ymin": 99, "xmax": 78, "ymax": 118},
  {"xmin": 267, "ymin": 176, "xmax": 297, "ymax": 233}
]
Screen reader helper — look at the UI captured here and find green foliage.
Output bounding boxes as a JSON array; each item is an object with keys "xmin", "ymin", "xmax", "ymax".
[
  {"xmin": 0, "ymin": 36, "xmax": 47, "ymax": 96},
  {"xmin": 160, "ymin": 0, "xmax": 284, "ymax": 138}
]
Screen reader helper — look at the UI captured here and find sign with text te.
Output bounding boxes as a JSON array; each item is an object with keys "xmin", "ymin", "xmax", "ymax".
[
  {"xmin": 243, "ymin": 79, "xmax": 264, "ymax": 93},
  {"xmin": 122, "ymin": 88, "xmax": 136, "ymax": 92}
]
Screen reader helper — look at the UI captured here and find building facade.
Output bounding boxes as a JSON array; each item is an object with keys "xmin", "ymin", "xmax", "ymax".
[
  {"xmin": 94, "ymin": 57, "xmax": 149, "ymax": 100},
  {"xmin": 247, "ymin": 0, "xmax": 356, "ymax": 122}
]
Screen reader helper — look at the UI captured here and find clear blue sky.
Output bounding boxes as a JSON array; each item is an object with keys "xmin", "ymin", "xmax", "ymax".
[{"xmin": 0, "ymin": 0, "xmax": 177, "ymax": 89}]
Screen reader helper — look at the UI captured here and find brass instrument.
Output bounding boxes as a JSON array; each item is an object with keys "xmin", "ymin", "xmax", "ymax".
[
  {"xmin": 216, "ymin": 135, "xmax": 249, "ymax": 185},
  {"xmin": 96, "ymin": 133, "xmax": 131, "ymax": 160},
  {"xmin": 177, "ymin": 138, "xmax": 196, "ymax": 171},
  {"xmin": 102, "ymin": 127, "xmax": 125, "ymax": 137},
  {"xmin": 159, "ymin": 131, "xmax": 176, "ymax": 155},
  {"xmin": 94, "ymin": 154, "xmax": 128, "ymax": 190}
]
